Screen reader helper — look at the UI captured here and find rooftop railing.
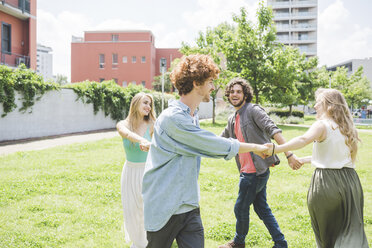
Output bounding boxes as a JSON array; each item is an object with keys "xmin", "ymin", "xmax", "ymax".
[{"xmin": 0, "ymin": 51, "xmax": 30, "ymax": 68}]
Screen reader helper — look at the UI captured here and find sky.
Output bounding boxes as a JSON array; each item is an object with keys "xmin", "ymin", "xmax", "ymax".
[{"xmin": 36, "ymin": 0, "xmax": 372, "ymax": 80}]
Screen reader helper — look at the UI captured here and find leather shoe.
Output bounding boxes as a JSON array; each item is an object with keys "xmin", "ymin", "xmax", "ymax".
[{"xmin": 218, "ymin": 240, "xmax": 245, "ymax": 248}]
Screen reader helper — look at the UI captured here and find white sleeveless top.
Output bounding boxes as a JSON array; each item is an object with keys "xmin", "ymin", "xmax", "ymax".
[{"xmin": 312, "ymin": 119, "xmax": 355, "ymax": 169}]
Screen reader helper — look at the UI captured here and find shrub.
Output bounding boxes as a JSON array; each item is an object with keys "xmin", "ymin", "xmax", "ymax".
[
  {"xmin": 269, "ymin": 114, "xmax": 283, "ymax": 124},
  {"xmin": 0, "ymin": 64, "xmax": 59, "ymax": 117},
  {"xmin": 268, "ymin": 109, "xmax": 304, "ymax": 118},
  {"xmin": 282, "ymin": 116, "xmax": 304, "ymax": 124},
  {"xmin": 65, "ymin": 81, "xmax": 176, "ymax": 121}
]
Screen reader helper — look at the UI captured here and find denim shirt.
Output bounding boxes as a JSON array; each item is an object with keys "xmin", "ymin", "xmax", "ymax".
[{"xmin": 142, "ymin": 100, "xmax": 240, "ymax": 231}]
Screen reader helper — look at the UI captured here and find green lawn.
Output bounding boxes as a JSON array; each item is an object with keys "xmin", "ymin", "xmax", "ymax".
[{"xmin": 1, "ymin": 123, "xmax": 371, "ymax": 248}]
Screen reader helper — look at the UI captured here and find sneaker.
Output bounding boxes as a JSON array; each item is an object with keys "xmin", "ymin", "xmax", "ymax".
[{"xmin": 218, "ymin": 240, "xmax": 245, "ymax": 248}]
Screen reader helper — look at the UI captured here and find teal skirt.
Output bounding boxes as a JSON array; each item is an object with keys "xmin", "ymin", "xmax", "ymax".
[{"xmin": 307, "ymin": 167, "xmax": 369, "ymax": 248}]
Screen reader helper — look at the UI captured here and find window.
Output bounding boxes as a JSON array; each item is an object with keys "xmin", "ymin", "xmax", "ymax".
[
  {"xmin": 141, "ymin": 56, "xmax": 146, "ymax": 63},
  {"xmin": 122, "ymin": 81, "xmax": 127, "ymax": 87},
  {"xmin": 122, "ymin": 56, "xmax": 127, "ymax": 63},
  {"xmin": 99, "ymin": 78, "xmax": 105, "ymax": 82},
  {"xmin": 141, "ymin": 81, "xmax": 146, "ymax": 87},
  {"xmin": 99, "ymin": 54, "xmax": 105, "ymax": 68},
  {"xmin": 112, "ymin": 34, "xmax": 119, "ymax": 42},
  {"xmin": 113, "ymin": 78, "xmax": 118, "ymax": 84},
  {"xmin": 1, "ymin": 23, "xmax": 11, "ymax": 53},
  {"xmin": 112, "ymin": 53, "xmax": 118, "ymax": 64},
  {"xmin": 160, "ymin": 58, "xmax": 167, "ymax": 72},
  {"xmin": 112, "ymin": 53, "xmax": 118, "ymax": 69},
  {"xmin": 132, "ymin": 56, "xmax": 136, "ymax": 63},
  {"xmin": 132, "ymin": 81, "xmax": 136, "ymax": 84}
]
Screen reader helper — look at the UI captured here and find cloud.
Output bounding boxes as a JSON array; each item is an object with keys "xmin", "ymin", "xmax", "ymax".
[
  {"xmin": 183, "ymin": 0, "xmax": 259, "ymax": 36},
  {"xmin": 318, "ymin": 0, "xmax": 372, "ymax": 66},
  {"xmin": 37, "ymin": 9, "xmax": 92, "ymax": 80}
]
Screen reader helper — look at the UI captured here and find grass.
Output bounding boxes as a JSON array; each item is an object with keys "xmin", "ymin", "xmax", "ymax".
[
  {"xmin": 1, "ymin": 123, "xmax": 371, "ymax": 247},
  {"xmin": 303, "ymin": 114, "xmax": 372, "ymax": 130}
]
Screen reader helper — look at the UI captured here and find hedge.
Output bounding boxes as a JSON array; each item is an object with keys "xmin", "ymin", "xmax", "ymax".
[
  {"xmin": 0, "ymin": 65, "xmax": 175, "ymax": 120},
  {"xmin": 268, "ymin": 109, "xmax": 304, "ymax": 118}
]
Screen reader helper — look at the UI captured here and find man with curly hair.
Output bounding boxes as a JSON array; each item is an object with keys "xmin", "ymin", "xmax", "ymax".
[
  {"xmin": 218, "ymin": 78, "xmax": 303, "ymax": 248},
  {"xmin": 142, "ymin": 55, "xmax": 269, "ymax": 248}
]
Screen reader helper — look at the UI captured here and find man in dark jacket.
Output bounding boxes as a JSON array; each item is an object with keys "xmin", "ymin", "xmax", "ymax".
[{"xmin": 218, "ymin": 78, "xmax": 302, "ymax": 248}]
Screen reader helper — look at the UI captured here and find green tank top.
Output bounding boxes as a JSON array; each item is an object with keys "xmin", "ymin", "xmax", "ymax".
[{"xmin": 122, "ymin": 127, "xmax": 151, "ymax": 163}]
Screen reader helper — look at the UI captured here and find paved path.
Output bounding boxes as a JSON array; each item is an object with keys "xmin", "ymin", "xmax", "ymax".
[{"xmin": 0, "ymin": 130, "xmax": 119, "ymax": 156}]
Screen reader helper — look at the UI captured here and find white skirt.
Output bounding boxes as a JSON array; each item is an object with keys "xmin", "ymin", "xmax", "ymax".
[{"xmin": 121, "ymin": 161, "xmax": 147, "ymax": 248}]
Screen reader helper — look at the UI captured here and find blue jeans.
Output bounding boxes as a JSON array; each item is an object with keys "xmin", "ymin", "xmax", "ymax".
[{"xmin": 233, "ymin": 169, "xmax": 287, "ymax": 248}]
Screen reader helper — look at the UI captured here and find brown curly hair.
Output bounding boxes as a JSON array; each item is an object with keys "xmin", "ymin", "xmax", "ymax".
[
  {"xmin": 225, "ymin": 78, "xmax": 253, "ymax": 104},
  {"xmin": 170, "ymin": 54, "xmax": 220, "ymax": 95}
]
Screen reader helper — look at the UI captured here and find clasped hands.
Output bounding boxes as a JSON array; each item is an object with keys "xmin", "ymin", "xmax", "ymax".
[
  {"xmin": 139, "ymin": 140, "xmax": 151, "ymax": 152},
  {"xmin": 253, "ymin": 143, "xmax": 303, "ymax": 170}
]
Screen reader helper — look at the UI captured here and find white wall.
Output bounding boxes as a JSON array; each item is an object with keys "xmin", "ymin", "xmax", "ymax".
[
  {"xmin": 198, "ymin": 100, "xmax": 213, "ymax": 119},
  {"xmin": 0, "ymin": 89, "xmax": 116, "ymax": 142}
]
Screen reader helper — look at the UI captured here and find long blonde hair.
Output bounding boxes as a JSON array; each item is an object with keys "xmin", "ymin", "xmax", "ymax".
[
  {"xmin": 125, "ymin": 92, "xmax": 156, "ymax": 135},
  {"xmin": 315, "ymin": 88, "xmax": 360, "ymax": 162}
]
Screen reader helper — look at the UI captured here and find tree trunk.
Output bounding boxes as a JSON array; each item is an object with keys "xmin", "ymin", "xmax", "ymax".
[
  {"xmin": 255, "ymin": 91, "xmax": 259, "ymax": 104},
  {"xmin": 289, "ymin": 105, "xmax": 293, "ymax": 116},
  {"xmin": 212, "ymin": 95, "xmax": 216, "ymax": 124}
]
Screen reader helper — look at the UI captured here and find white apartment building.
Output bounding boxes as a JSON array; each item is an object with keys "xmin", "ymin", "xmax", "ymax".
[
  {"xmin": 267, "ymin": 0, "xmax": 318, "ymax": 57},
  {"xmin": 328, "ymin": 57, "xmax": 372, "ymax": 87},
  {"xmin": 36, "ymin": 44, "xmax": 53, "ymax": 80}
]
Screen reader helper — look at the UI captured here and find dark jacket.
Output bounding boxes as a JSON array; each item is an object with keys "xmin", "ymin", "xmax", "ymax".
[{"xmin": 221, "ymin": 102, "xmax": 281, "ymax": 175}]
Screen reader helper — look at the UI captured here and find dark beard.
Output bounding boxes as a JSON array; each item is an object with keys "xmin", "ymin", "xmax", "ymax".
[{"xmin": 231, "ymin": 99, "xmax": 245, "ymax": 108}]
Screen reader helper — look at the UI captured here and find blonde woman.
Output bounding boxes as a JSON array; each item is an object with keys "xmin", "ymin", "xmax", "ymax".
[
  {"xmin": 117, "ymin": 92, "xmax": 156, "ymax": 248},
  {"xmin": 265, "ymin": 88, "xmax": 368, "ymax": 248}
]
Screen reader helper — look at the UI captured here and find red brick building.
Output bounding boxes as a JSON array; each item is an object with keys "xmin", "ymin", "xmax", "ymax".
[
  {"xmin": 0, "ymin": 0, "xmax": 37, "ymax": 70},
  {"xmin": 71, "ymin": 30, "xmax": 182, "ymax": 88}
]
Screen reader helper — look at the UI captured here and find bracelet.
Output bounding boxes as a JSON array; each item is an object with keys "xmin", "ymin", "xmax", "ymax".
[
  {"xmin": 286, "ymin": 153, "xmax": 294, "ymax": 159},
  {"xmin": 271, "ymin": 143, "xmax": 275, "ymax": 157}
]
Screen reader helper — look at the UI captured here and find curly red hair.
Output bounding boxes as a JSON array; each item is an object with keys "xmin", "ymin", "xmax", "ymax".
[{"xmin": 170, "ymin": 54, "xmax": 220, "ymax": 95}]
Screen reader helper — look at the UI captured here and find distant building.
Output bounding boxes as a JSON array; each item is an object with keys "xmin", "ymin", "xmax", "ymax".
[
  {"xmin": 36, "ymin": 44, "xmax": 53, "ymax": 80},
  {"xmin": 327, "ymin": 58, "xmax": 372, "ymax": 87},
  {"xmin": 267, "ymin": 0, "xmax": 318, "ymax": 57},
  {"xmin": 71, "ymin": 30, "xmax": 182, "ymax": 89},
  {"xmin": 0, "ymin": 0, "xmax": 37, "ymax": 69}
]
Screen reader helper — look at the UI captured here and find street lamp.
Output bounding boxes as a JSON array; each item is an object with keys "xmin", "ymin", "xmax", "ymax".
[{"xmin": 160, "ymin": 59, "xmax": 166, "ymax": 111}]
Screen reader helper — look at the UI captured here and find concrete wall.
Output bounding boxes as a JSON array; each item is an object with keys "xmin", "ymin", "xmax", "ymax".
[
  {"xmin": 198, "ymin": 100, "xmax": 213, "ymax": 119},
  {"xmin": 0, "ymin": 89, "xmax": 116, "ymax": 142}
]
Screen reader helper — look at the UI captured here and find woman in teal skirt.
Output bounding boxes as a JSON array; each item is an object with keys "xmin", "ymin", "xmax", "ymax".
[{"xmin": 265, "ymin": 88, "xmax": 368, "ymax": 248}]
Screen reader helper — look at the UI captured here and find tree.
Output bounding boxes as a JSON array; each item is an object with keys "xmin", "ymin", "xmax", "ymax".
[
  {"xmin": 181, "ymin": 23, "xmax": 237, "ymax": 123},
  {"xmin": 330, "ymin": 66, "xmax": 372, "ymax": 109},
  {"xmin": 152, "ymin": 58, "xmax": 181, "ymax": 93},
  {"xmin": 55, "ymin": 74, "xmax": 69, "ymax": 85},
  {"xmin": 152, "ymin": 73, "xmax": 172, "ymax": 93},
  {"xmin": 221, "ymin": 3, "xmax": 278, "ymax": 104},
  {"xmin": 266, "ymin": 46, "xmax": 320, "ymax": 114}
]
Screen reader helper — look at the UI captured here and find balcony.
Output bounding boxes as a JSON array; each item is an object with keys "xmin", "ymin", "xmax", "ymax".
[
  {"xmin": 1, "ymin": 51, "xmax": 30, "ymax": 68},
  {"xmin": 291, "ymin": 0, "xmax": 317, "ymax": 7},
  {"xmin": 273, "ymin": 12, "xmax": 291, "ymax": 20},
  {"xmin": 269, "ymin": 0, "xmax": 317, "ymax": 8},
  {"xmin": 275, "ymin": 24, "xmax": 290, "ymax": 31},
  {"xmin": 291, "ymin": 24, "xmax": 317, "ymax": 31},
  {"xmin": 291, "ymin": 11, "xmax": 317, "ymax": 19},
  {"xmin": 291, "ymin": 36, "xmax": 317, "ymax": 44},
  {"xmin": 0, "ymin": 0, "xmax": 31, "ymax": 20}
]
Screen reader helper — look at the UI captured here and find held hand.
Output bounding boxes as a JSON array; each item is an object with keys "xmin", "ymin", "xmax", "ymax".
[
  {"xmin": 139, "ymin": 140, "xmax": 151, "ymax": 152},
  {"xmin": 252, "ymin": 144, "xmax": 270, "ymax": 159},
  {"xmin": 287, "ymin": 154, "xmax": 304, "ymax": 170},
  {"xmin": 263, "ymin": 143, "xmax": 274, "ymax": 157}
]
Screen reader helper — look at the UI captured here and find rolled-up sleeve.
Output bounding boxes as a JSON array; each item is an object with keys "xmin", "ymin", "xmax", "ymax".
[
  {"xmin": 163, "ymin": 113, "xmax": 240, "ymax": 160},
  {"xmin": 252, "ymin": 105, "xmax": 282, "ymax": 138}
]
